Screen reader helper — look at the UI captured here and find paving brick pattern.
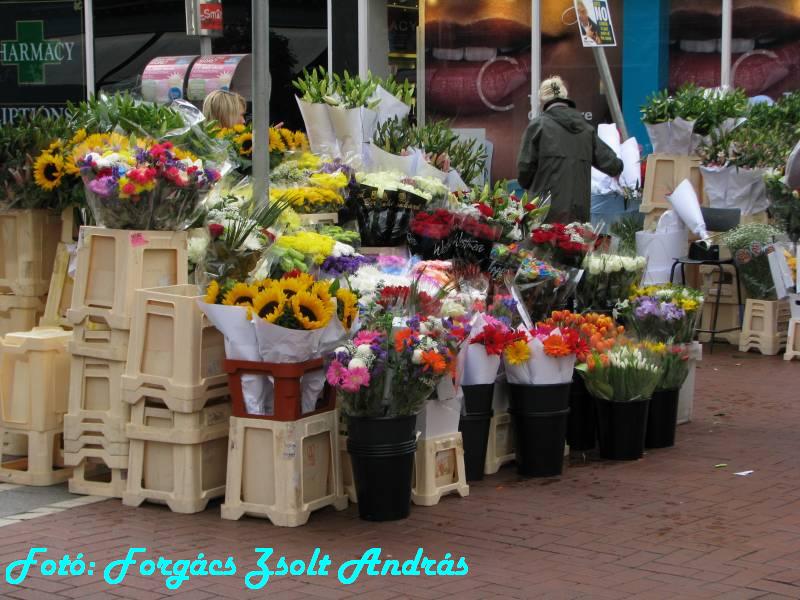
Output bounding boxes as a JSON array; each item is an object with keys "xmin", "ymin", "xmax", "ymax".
[{"xmin": 1, "ymin": 347, "xmax": 799, "ymax": 599}]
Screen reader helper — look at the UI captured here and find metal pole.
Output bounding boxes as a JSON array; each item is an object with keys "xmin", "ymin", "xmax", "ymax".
[
  {"xmin": 252, "ymin": 0, "xmax": 270, "ymax": 205},
  {"xmin": 357, "ymin": 0, "xmax": 369, "ymax": 78},
  {"xmin": 200, "ymin": 37, "xmax": 212, "ymax": 56},
  {"xmin": 327, "ymin": 0, "xmax": 333, "ymax": 74},
  {"xmin": 530, "ymin": 0, "xmax": 541, "ymax": 119},
  {"xmin": 720, "ymin": 0, "xmax": 733, "ymax": 88},
  {"xmin": 592, "ymin": 47, "xmax": 628, "ymax": 140},
  {"xmin": 416, "ymin": 0, "xmax": 425, "ymax": 126},
  {"xmin": 83, "ymin": 0, "xmax": 95, "ymax": 98}
]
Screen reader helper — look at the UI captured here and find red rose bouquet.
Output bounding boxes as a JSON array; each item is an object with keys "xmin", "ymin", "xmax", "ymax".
[
  {"xmin": 407, "ymin": 208, "xmax": 457, "ymax": 259},
  {"xmin": 529, "ymin": 222, "xmax": 599, "ymax": 268}
]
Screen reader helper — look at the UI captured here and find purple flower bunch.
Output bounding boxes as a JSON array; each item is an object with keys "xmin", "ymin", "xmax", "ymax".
[
  {"xmin": 320, "ymin": 254, "xmax": 375, "ymax": 277},
  {"xmin": 633, "ymin": 296, "xmax": 686, "ymax": 321}
]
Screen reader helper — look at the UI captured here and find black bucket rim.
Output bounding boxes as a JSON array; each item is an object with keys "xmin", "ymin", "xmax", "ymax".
[
  {"xmin": 347, "ymin": 440, "xmax": 418, "ymax": 456},
  {"xmin": 508, "ymin": 382, "xmax": 572, "ymax": 391},
  {"xmin": 510, "ymin": 407, "xmax": 571, "ymax": 418},
  {"xmin": 460, "ymin": 411, "xmax": 494, "ymax": 420}
]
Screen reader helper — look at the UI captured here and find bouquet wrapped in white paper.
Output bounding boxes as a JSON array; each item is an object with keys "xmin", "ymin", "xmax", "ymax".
[{"xmin": 503, "ymin": 327, "xmax": 577, "ymax": 386}]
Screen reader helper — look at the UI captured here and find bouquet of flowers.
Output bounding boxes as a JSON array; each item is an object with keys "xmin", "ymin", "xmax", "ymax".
[
  {"xmin": 502, "ymin": 325, "xmax": 580, "ymax": 385},
  {"xmin": 529, "ymin": 222, "xmax": 599, "ymax": 268},
  {"xmin": 214, "ymin": 123, "xmax": 309, "ymax": 173},
  {"xmin": 453, "ymin": 210, "xmax": 503, "ymax": 265},
  {"xmin": 458, "ymin": 181, "xmax": 550, "ymax": 244},
  {"xmin": 721, "ymin": 223, "xmax": 783, "ymax": 300},
  {"xmin": 576, "ymin": 253, "xmax": 647, "ymax": 312},
  {"xmin": 78, "ymin": 135, "xmax": 221, "ymax": 230},
  {"xmin": 577, "ymin": 343, "xmax": 662, "ymax": 402},
  {"xmin": 201, "ymin": 273, "xmax": 354, "ymax": 415},
  {"xmin": 488, "ymin": 292, "xmax": 521, "ymax": 328},
  {"xmin": 28, "ymin": 121, "xmax": 90, "ymax": 211},
  {"xmin": 269, "ymin": 230, "xmax": 358, "ymax": 276},
  {"xmin": 192, "ymin": 194, "xmax": 289, "ymax": 284},
  {"xmin": 461, "ymin": 315, "xmax": 524, "ymax": 386},
  {"xmin": 645, "ymin": 341, "xmax": 691, "ymax": 391},
  {"xmin": 617, "ymin": 285, "xmax": 703, "ymax": 344},
  {"xmin": 539, "ymin": 310, "xmax": 624, "ymax": 364},
  {"xmin": 407, "ymin": 208, "xmax": 457, "ymax": 259},
  {"xmin": 353, "ymin": 170, "xmax": 449, "ymax": 246},
  {"xmin": 328, "ymin": 312, "xmax": 461, "ymax": 417},
  {"xmin": 511, "ymin": 253, "xmax": 582, "ymax": 322}
]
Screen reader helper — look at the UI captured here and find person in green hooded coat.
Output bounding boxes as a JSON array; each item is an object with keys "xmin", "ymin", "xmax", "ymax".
[{"xmin": 517, "ymin": 76, "xmax": 623, "ymax": 224}]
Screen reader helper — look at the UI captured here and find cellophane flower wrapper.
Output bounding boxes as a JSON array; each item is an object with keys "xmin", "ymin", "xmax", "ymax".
[
  {"xmin": 700, "ymin": 165, "xmax": 770, "ymax": 216},
  {"xmin": 197, "ymin": 303, "xmax": 270, "ymax": 415},
  {"xmin": 577, "ymin": 254, "xmax": 647, "ymax": 312},
  {"xmin": 529, "ymin": 222, "xmax": 599, "ymax": 269},
  {"xmin": 511, "ymin": 254, "xmax": 582, "ymax": 322},
  {"xmin": 645, "ymin": 118, "xmax": 696, "ymax": 155},
  {"xmin": 504, "ymin": 329, "xmax": 576, "ymax": 385},
  {"xmin": 453, "ymin": 212, "xmax": 503, "ymax": 266},
  {"xmin": 352, "ymin": 183, "xmax": 428, "ymax": 246},
  {"xmin": 253, "ymin": 315, "xmax": 348, "ymax": 415},
  {"xmin": 460, "ymin": 313, "xmax": 502, "ymax": 386},
  {"xmin": 193, "ymin": 239, "xmax": 263, "ymax": 287},
  {"xmin": 296, "ymin": 96, "xmax": 339, "ymax": 158}
]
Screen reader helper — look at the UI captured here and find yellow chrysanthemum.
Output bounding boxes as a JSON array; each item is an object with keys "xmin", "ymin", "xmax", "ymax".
[
  {"xmin": 204, "ymin": 280, "xmax": 221, "ymax": 304},
  {"xmin": 504, "ymin": 339, "xmax": 531, "ymax": 366},
  {"xmin": 222, "ymin": 283, "xmax": 258, "ymax": 307},
  {"xmin": 250, "ymin": 287, "xmax": 287, "ymax": 323},
  {"xmin": 336, "ymin": 288, "xmax": 359, "ymax": 330},
  {"xmin": 234, "ymin": 132, "xmax": 253, "ymax": 157},
  {"xmin": 33, "ymin": 152, "xmax": 64, "ymax": 191},
  {"xmin": 291, "ymin": 290, "xmax": 332, "ymax": 330}
]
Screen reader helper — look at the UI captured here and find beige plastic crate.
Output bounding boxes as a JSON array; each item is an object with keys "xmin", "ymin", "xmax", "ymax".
[
  {"xmin": 122, "ymin": 376, "xmax": 229, "ymax": 416},
  {"xmin": 125, "ymin": 396, "xmax": 230, "ymax": 445},
  {"xmin": 484, "ymin": 412, "xmax": 515, "ymax": 475},
  {"xmin": 63, "ymin": 413, "xmax": 128, "ymax": 444},
  {"xmin": 68, "ymin": 316, "xmax": 130, "ymax": 361},
  {"xmin": 0, "ymin": 294, "xmax": 46, "ymax": 337},
  {"xmin": 699, "ymin": 264, "xmax": 744, "ymax": 305},
  {"xmin": 0, "ymin": 328, "xmax": 72, "ymax": 432},
  {"xmin": 0, "ymin": 209, "xmax": 61, "ymax": 297},
  {"xmin": 123, "ymin": 430, "xmax": 228, "ymax": 514},
  {"xmin": 0, "ymin": 428, "xmax": 72, "ymax": 486},
  {"xmin": 412, "ymin": 432, "xmax": 468, "ymax": 507},
  {"xmin": 338, "ymin": 434, "xmax": 357, "ymax": 504},
  {"xmin": 784, "ymin": 319, "xmax": 800, "ymax": 361},
  {"xmin": 67, "ymin": 227, "xmax": 188, "ymax": 330},
  {"xmin": 3, "ymin": 432, "xmax": 26, "ymax": 455},
  {"xmin": 221, "ymin": 412, "xmax": 348, "ymax": 526},
  {"xmin": 60, "ymin": 207, "xmax": 77, "ymax": 244},
  {"xmin": 67, "ymin": 354, "xmax": 128, "ymax": 421},
  {"xmin": 739, "ymin": 299, "xmax": 790, "ymax": 356},
  {"xmin": 640, "ymin": 154, "xmax": 705, "ymax": 213},
  {"xmin": 40, "ymin": 243, "xmax": 75, "ymax": 329},
  {"xmin": 63, "ymin": 435, "xmax": 129, "ymax": 468},
  {"xmin": 69, "ymin": 456, "xmax": 127, "ymax": 497},
  {"xmin": 697, "ymin": 302, "xmax": 741, "ymax": 345},
  {"xmin": 122, "ymin": 285, "xmax": 227, "ymax": 403}
]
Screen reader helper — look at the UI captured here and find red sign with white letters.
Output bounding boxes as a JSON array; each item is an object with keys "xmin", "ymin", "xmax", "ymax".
[{"xmin": 199, "ymin": 3, "xmax": 223, "ymax": 31}]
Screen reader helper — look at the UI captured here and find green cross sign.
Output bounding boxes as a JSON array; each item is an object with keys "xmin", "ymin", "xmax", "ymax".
[{"xmin": 1, "ymin": 21, "xmax": 75, "ymax": 85}]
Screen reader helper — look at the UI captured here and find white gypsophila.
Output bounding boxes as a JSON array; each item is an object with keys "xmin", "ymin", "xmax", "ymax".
[
  {"xmin": 418, "ymin": 335, "xmax": 438, "ymax": 351},
  {"xmin": 355, "ymin": 344, "xmax": 374, "ymax": 359},
  {"xmin": 334, "ymin": 346, "xmax": 348, "ymax": 355},
  {"xmin": 187, "ymin": 236, "xmax": 209, "ymax": 264}
]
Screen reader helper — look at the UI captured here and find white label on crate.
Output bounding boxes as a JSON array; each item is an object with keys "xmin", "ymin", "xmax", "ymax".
[{"xmin": 283, "ymin": 441, "xmax": 297, "ymax": 458}]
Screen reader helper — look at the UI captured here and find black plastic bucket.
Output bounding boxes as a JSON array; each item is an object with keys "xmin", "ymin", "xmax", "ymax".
[
  {"xmin": 462, "ymin": 384, "xmax": 494, "ymax": 414},
  {"xmin": 645, "ymin": 388, "xmax": 680, "ymax": 449},
  {"xmin": 567, "ymin": 373, "xmax": 596, "ymax": 451},
  {"xmin": 508, "ymin": 383, "xmax": 571, "ymax": 477},
  {"xmin": 346, "ymin": 415, "xmax": 417, "ymax": 521},
  {"xmin": 595, "ymin": 396, "xmax": 650, "ymax": 461},
  {"xmin": 458, "ymin": 411, "xmax": 493, "ymax": 481}
]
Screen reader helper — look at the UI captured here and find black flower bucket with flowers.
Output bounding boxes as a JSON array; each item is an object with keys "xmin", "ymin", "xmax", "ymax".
[{"xmin": 353, "ymin": 184, "xmax": 427, "ymax": 247}]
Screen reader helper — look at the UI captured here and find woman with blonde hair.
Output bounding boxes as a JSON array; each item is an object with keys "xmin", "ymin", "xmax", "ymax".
[
  {"xmin": 517, "ymin": 75, "xmax": 622, "ymax": 223},
  {"xmin": 202, "ymin": 89, "xmax": 247, "ymax": 128}
]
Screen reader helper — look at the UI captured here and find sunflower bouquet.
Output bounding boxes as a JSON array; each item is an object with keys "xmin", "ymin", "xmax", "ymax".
[
  {"xmin": 77, "ymin": 135, "xmax": 222, "ymax": 230},
  {"xmin": 616, "ymin": 285, "xmax": 703, "ymax": 344},
  {"xmin": 215, "ymin": 123, "xmax": 309, "ymax": 173},
  {"xmin": 200, "ymin": 273, "xmax": 355, "ymax": 415}
]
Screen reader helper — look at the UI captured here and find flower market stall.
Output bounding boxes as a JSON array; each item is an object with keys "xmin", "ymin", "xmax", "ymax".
[{"xmin": 0, "ymin": 74, "xmax": 797, "ymax": 528}]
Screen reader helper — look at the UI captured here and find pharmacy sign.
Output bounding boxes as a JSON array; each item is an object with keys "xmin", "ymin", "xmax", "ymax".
[{"xmin": 1, "ymin": 20, "xmax": 76, "ymax": 85}]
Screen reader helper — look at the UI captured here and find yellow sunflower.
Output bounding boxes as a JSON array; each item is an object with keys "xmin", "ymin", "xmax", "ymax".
[
  {"xmin": 269, "ymin": 128, "xmax": 287, "ymax": 153},
  {"xmin": 336, "ymin": 288, "xmax": 359, "ymax": 330},
  {"xmin": 47, "ymin": 139, "xmax": 64, "ymax": 153},
  {"xmin": 33, "ymin": 152, "xmax": 64, "ymax": 191},
  {"xmin": 250, "ymin": 287, "xmax": 287, "ymax": 323},
  {"xmin": 204, "ymin": 280, "xmax": 221, "ymax": 304},
  {"xmin": 255, "ymin": 278, "xmax": 277, "ymax": 292},
  {"xmin": 311, "ymin": 281, "xmax": 333, "ymax": 305},
  {"xmin": 70, "ymin": 128, "xmax": 87, "ymax": 145},
  {"xmin": 291, "ymin": 290, "xmax": 333, "ymax": 330},
  {"xmin": 278, "ymin": 273, "xmax": 314, "ymax": 297},
  {"xmin": 234, "ymin": 132, "xmax": 253, "ymax": 157},
  {"xmin": 173, "ymin": 146, "xmax": 198, "ymax": 161},
  {"xmin": 233, "ymin": 123, "xmax": 247, "ymax": 133},
  {"xmin": 222, "ymin": 282, "xmax": 259, "ymax": 307}
]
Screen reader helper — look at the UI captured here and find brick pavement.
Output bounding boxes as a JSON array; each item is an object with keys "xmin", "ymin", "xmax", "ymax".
[{"xmin": 1, "ymin": 346, "xmax": 799, "ymax": 599}]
